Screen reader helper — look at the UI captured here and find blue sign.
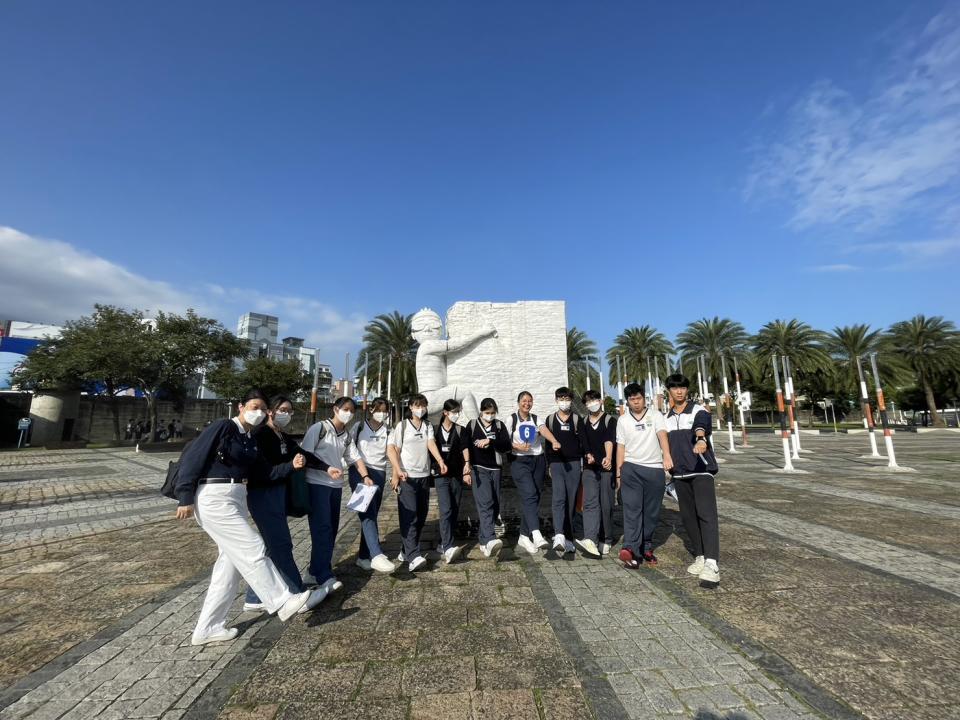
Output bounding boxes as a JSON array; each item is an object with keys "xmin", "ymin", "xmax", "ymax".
[{"xmin": 518, "ymin": 424, "xmax": 537, "ymax": 444}]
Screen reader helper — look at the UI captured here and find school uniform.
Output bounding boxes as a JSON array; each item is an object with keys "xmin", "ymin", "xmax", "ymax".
[
  {"xmin": 544, "ymin": 412, "xmax": 585, "ymax": 541},
  {"xmin": 344, "ymin": 419, "xmax": 390, "ymax": 561},
  {"xmin": 433, "ymin": 421, "xmax": 468, "ymax": 553},
  {"xmin": 665, "ymin": 402, "xmax": 720, "ymax": 562},
  {"xmin": 301, "ymin": 419, "xmax": 356, "ymax": 585},
  {"xmin": 508, "ymin": 412, "xmax": 547, "ymax": 541},
  {"xmin": 616, "ymin": 409, "xmax": 668, "ymax": 557},
  {"xmin": 463, "ymin": 418, "xmax": 512, "ymax": 546},
  {"xmin": 578, "ymin": 413, "xmax": 618, "ymax": 546},
  {"xmin": 175, "ymin": 418, "xmax": 296, "ymax": 642},
  {"xmin": 387, "ymin": 418, "xmax": 434, "ymax": 561}
]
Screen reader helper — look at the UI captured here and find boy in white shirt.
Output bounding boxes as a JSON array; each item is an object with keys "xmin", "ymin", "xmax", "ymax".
[
  {"xmin": 387, "ymin": 394, "xmax": 447, "ymax": 572},
  {"xmin": 616, "ymin": 383, "xmax": 673, "ymax": 569}
]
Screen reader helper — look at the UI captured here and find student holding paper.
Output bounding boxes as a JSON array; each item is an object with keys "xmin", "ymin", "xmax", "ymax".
[
  {"xmin": 345, "ymin": 398, "xmax": 395, "ymax": 574},
  {"xmin": 387, "ymin": 394, "xmax": 447, "ymax": 571},
  {"xmin": 433, "ymin": 399, "xmax": 471, "ymax": 564}
]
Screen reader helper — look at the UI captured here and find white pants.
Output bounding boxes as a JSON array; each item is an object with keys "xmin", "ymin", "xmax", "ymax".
[{"xmin": 192, "ymin": 483, "xmax": 294, "ymax": 638}]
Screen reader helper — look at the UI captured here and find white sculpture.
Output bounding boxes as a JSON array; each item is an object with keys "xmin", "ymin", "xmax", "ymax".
[{"xmin": 410, "ymin": 308, "xmax": 497, "ymax": 419}]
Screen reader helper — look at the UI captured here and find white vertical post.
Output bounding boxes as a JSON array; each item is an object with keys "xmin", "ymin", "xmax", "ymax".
[
  {"xmin": 733, "ymin": 356, "xmax": 749, "ymax": 447},
  {"xmin": 869, "ymin": 352, "xmax": 900, "ymax": 468},
  {"xmin": 781, "ymin": 356, "xmax": 800, "ymax": 459},
  {"xmin": 772, "ymin": 355, "xmax": 794, "ymax": 471},
  {"xmin": 783, "ymin": 355, "xmax": 803, "ymax": 452},
  {"xmin": 721, "ymin": 356, "xmax": 737, "ymax": 452},
  {"xmin": 376, "ymin": 355, "xmax": 383, "ymax": 398},
  {"xmin": 598, "ymin": 354, "xmax": 605, "ymax": 400},
  {"xmin": 386, "ymin": 355, "xmax": 393, "ymax": 402},
  {"xmin": 856, "ymin": 355, "xmax": 882, "ymax": 457},
  {"xmin": 585, "ymin": 359, "xmax": 591, "ymax": 391}
]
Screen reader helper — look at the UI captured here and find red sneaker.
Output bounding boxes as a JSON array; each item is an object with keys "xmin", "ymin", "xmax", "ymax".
[
  {"xmin": 642, "ymin": 551, "xmax": 658, "ymax": 566},
  {"xmin": 619, "ymin": 548, "xmax": 639, "ymax": 569}
]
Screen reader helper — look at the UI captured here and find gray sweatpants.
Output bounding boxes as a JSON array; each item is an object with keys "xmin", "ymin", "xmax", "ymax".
[
  {"xmin": 619, "ymin": 462, "xmax": 665, "ymax": 556},
  {"xmin": 550, "ymin": 460, "xmax": 582, "ymax": 539}
]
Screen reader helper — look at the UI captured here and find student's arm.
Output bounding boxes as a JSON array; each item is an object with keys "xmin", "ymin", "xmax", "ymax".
[
  {"xmin": 578, "ymin": 421, "xmax": 594, "ymax": 466},
  {"xmin": 494, "ymin": 422, "xmax": 513, "ymax": 453},
  {"xmin": 292, "ymin": 441, "xmax": 330, "ymax": 472},
  {"xmin": 427, "ymin": 437, "xmax": 448, "ymax": 476},
  {"xmin": 461, "ymin": 444, "xmax": 472, "ymax": 485},
  {"xmin": 539, "ymin": 419, "xmax": 561, "ymax": 450},
  {"xmin": 657, "ymin": 431, "xmax": 673, "ymax": 471},
  {"xmin": 602, "ymin": 440, "xmax": 614, "ymax": 471},
  {"xmin": 616, "ymin": 443, "xmax": 625, "ymax": 490},
  {"xmin": 386, "ymin": 440, "xmax": 406, "ymax": 490},
  {"xmin": 175, "ymin": 420, "xmax": 228, "ymax": 513},
  {"xmin": 692, "ymin": 408, "xmax": 711, "ymax": 454}
]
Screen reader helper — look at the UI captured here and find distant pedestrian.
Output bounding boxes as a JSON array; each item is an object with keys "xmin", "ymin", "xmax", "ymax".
[
  {"xmin": 174, "ymin": 419, "xmax": 183, "ymax": 439},
  {"xmin": 174, "ymin": 388, "xmax": 313, "ymax": 645},
  {"xmin": 125, "ymin": 419, "xmax": 135, "ymax": 441},
  {"xmin": 134, "ymin": 420, "xmax": 144, "ymax": 440}
]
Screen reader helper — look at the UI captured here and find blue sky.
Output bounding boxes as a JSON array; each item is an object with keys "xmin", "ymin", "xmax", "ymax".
[{"xmin": 2, "ymin": 1, "xmax": 958, "ymax": 376}]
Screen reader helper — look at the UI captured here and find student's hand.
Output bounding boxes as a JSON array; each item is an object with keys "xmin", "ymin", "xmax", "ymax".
[
  {"xmin": 513, "ymin": 442, "xmax": 530, "ymax": 452},
  {"xmin": 693, "ymin": 438, "xmax": 708, "ymax": 455},
  {"xmin": 586, "ymin": 453, "xmax": 595, "ymax": 466},
  {"xmin": 615, "ymin": 475, "xmax": 621, "ymax": 490},
  {"xmin": 663, "ymin": 455, "xmax": 674, "ymax": 472},
  {"xmin": 601, "ymin": 456, "xmax": 612, "ymax": 471},
  {"xmin": 292, "ymin": 453, "xmax": 306, "ymax": 470},
  {"xmin": 475, "ymin": 438, "xmax": 491, "ymax": 448},
  {"xmin": 552, "ymin": 441, "xmax": 561, "ymax": 451},
  {"xmin": 363, "ymin": 474, "xmax": 374, "ymax": 487},
  {"xmin": 175, "ymin": 505, "xmax": 194, "ymax": 520},
  {"xmin": 327, "ymin": 467, "xmax": 343, "ymax": 480},
  {"xmin": 438, "ymin": 461, "xmax": 448, "ymax": 476},
  {"xmin": 462, "ymin": 469, "xmax": 472, "ymax": 486},
  {"xmin": 392, "ymin": 471, "xmax": 408, "ymax": 490}
]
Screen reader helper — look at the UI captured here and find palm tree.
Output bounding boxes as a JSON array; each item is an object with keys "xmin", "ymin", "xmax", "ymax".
[
  {"xmin": 825, "ymin": 324, "xmax": 907, "ymax": 398},
  {"xmin": 606, "ymin": 325, "xmax": 674, "ymax": 387},
  {"xmin": 567, "ymin": 327, "xmax": 598, "ymax": 399},
  {"xmin": 886, "ymin": 315, "xmax": 960, "ymax": 427},
  {"xmin": 676, "ymin": 317, "xmax": 751, "ymax": 387},
  {"xmin": 355, "ymin": 311, "xmax": 418, "ymax": 398}
]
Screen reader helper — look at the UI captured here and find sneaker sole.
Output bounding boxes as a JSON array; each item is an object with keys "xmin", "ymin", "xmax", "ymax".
[{"xmin": 575, "ymin": 540, "xmax": 600, "ymax": 558}]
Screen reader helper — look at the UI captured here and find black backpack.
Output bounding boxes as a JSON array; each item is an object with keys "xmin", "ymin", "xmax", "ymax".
[{"xmin": 160, "ymin": 431, "xmax": 228, "ymax": 500}]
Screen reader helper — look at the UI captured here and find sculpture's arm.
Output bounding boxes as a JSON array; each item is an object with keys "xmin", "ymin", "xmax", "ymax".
[{"xmin": 444, "ymin": 325, "xmax": 497, "ymax": 354}]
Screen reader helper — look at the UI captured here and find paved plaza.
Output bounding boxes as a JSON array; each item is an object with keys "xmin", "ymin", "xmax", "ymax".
[{"xmin": 0, "ymin": 431, "xmax": 958, "ymax": 719}]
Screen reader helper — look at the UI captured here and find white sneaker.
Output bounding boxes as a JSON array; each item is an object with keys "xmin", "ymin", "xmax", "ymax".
[
  {"xmin": 482, "ymin": 539, "xmax": 503, "ymax": 559},
  {"xmin": 600, "ymin": 543, "xmax": 612, "ymax": 556},
  {"xmin": 552, "ymin": 534, "xmax": 566, "ymax": 552},
  {"xmin": 409, "ymin": 555, "xmax": 428, "ymax": 572},
  {"xmin": 575, "ymin": 538, "xmax": 601, "ymax": 558},
  {"xmin": 443, "ymin": 546, "xmax": 463, "ymax": 564},
  {"xmin": 355, "ymin": 558, "xmax": 372, "ymax": 571},
  {"xmin": 371, "ymin": 554, "xmax": 396, "ymax": 573},
  {"xmin": 395, "ymin": 551, "xmax": 405, "ymax": 563},
  {"xmin": 191, "ymin": 627, "xmax": 238, "ymax": 646},
  {"xmin": 517, "ymin": 535, "xmax": 539, "ymax": 555},
  {"xmin": 241, "ymin": 601, "xmax": 266, "ymax": 613},
  {"xmin": 298, "ymin": 587, "xmax": 328, "ymax": 614},
  {"xmin": 564, "ymin": 540, "xmax": 576, "ymax": 554},
  {"xmin": 698, "ymin": 560, "xmax": 720, "ymax": 586},
  {"xmin": 278, "ymin": 590, "xmax": 311, "ymax": 622},
  {"xmin": 320, "ymin": 577, "xmax": 344, "ymax": 594},
  {"xmin": 664, "ymin": 482, "xmax": 678, "ymax": 502},
  {"xmin": 531, "ymin": 530, "xmax": 549, "ymax": 549},
  {"xmin": 687, "ymin": 555, "xmax": 706, "ymax": 575}
]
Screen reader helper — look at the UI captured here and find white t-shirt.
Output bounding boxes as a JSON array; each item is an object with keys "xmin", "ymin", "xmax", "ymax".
[
  {"xmin": 346, "ymin": 420, "xmax": 390, "ymax": 470},
  {"xmin": 302, "ymin": 419, "xmax": 353, "ymax": 487},
  {"xmin": 616, "ymin": 409, "xmax": 667, "ymax": 467},
  {"xmin": 510, "ymin": 413, "xmax": 544, "ymax": 456},
  {"xmin": 387, "ymin": 419, "xmax": 434, "ymax": 478}
]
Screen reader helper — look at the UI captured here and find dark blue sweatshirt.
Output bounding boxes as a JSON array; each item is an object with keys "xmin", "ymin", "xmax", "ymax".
[{"xmin": 664, "ymin": 402, "xmax": 719, "ymax": 476}]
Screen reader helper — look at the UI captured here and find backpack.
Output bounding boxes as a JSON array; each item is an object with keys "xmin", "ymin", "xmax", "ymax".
[{"xmin": 160, "ymin": 429, "xmax": 228, "ymax": 500}]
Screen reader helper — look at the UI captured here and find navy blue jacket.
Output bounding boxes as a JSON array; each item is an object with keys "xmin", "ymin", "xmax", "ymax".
[{"xmin": 664, "ymin": 402, "xmax": 719, "ymax": 476}]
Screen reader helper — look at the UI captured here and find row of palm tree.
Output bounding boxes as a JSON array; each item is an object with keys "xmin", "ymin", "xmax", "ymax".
[{"xmin": 355, "ymin": 312, "xmax": 960, "ymax": 427}]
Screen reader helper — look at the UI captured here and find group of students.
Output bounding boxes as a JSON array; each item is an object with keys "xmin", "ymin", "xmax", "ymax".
[{"xmin": 173, "ymin": 374, "xmax": 721, "ymax": 646}]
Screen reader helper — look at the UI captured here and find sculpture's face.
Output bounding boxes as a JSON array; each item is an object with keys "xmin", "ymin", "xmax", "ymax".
[{"xmin": 411, "ymin": 312, "xmax": 443, "ymax": 342}]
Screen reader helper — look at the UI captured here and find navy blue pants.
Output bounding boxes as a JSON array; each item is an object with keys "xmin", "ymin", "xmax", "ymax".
[
  {"xmin": 472, "ymin": 466, "xmax": 501, "ymax": 545},
  {"xmin": 245, "ymin": 483, "xmax": 303, "ymax": 603},
  {"xmin": 619, "ymin": 462, "xmax": 665, "ymax": 556},
  {"xmin": 348, "ymin": 466, "xmax": 387, "ymax": 560},
  {"xmin": 307, "ymin": 483, "xmax": 342, "ymax": 584},
  {"xmin": 550, "ymin": 460, "xmax": 581, "ymax": 539},
  {"xmin": 397, "ymin": 476, "xmax": 430, "ymax": 560},
  {"xmin": 511, "ymin": 455, "xmax": 545, "ymax": 539},
  {"xmin": 434, "ymin": 475, "xmax": 464, "ymax": 552}
]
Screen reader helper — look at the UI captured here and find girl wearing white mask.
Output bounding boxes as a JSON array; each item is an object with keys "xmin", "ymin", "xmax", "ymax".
[
  {"xmin": 175, "ymin": 389, "xmax": 312, "ymax": 646},
  {"xmin": 432, "ymin": 399, "xmax": 471, "ymax": 564},
  {"xmin": 344, "ymin": 398, "xmax": 396, "ymax": 573},
  {"xmin": 301, "ymin": 396, "xmax": 373, "ymax": 595},
  {"xmin": 463, "ymin": 397, "xmax": 513, "ymax": 559}
]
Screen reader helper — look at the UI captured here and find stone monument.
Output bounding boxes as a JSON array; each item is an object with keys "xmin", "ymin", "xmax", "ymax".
[{"xmin": 412, "ymin": 301, "xmax": 568, "ymax": 420}]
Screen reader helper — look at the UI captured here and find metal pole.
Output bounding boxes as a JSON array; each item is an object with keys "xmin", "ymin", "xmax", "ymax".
[
  {"xmin": 733, "ymin": 356, "xmax": 749, "ymax": 446},
  {"xmin": 855, "ymin": 354, "xmax": 882, "ymax": 457},
  {"xmin": 772, "ymin": 355, "xmax": 794, "ymax": 471},
  {"xmin": 617, "ymin": 355, "xmax": 625, "ymax": 407},
  {"xmin": 598, "ymin": 354, "xmax": 605, "ymax": 399},
  {"xmin": 869, "ymin": 353, "xmax": 899, "ymax": 468},
  {"xmin": 310, "ymin": 353, "xmax": 321, "ymax": 423},
  {"xmin": 721, "ymin": 356, "xmax": 737, "ymax": 452},
  {"xmin": 362, "ymin": 353, "xmax": 369, "ymax": 413},
  {"xmin": 376, "ymin": 354, "xmax": 383, "ymax": 398},
  {"xmin": 783, "ymin": 356, "xmax": 803, "ymax": 452},
  {"xmin": 585, "ymin": 359, "xmax": 591, "ymax": 392},
  {"xmin": 386, "ymin": 355, "xmax": 393, "ymax": 402},
  {"xmin": 781, "ymin": 356, "xmax": 800, "ymax": 459},
  {"xmin": 831, "ymin": 399, "xmax": 838, "ymax": 433}
]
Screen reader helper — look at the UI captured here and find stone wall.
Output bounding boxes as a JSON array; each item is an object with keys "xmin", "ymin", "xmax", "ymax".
[{"xmin": 444, "ymin": 301, "xmax": 568, "ymax": 420}]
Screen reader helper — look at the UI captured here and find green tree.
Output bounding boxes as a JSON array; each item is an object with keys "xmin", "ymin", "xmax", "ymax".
[
  {"xmin": 355, "ymin": 311, "xmax": 418, "ymax": 399},
  {"xmin": 886, "ymin": 315, "xmax": 960, "ymax": 427},
  {"xmin": 825, "ymin": 324, "xmax": 907, "ymax": 400},
  {"xmin": 605, "ymin": 326, "xmax": 674, "ymax": 387},
  {"xmin": 566, "ymin": 327, "xmax": 598, "ymax": 399},
  {"xmin": 12, "ymin": 305, "xmax": 146, "ymax": 441},
  {"xmin": 676, "ymin": 317, "xmax": 751, "ymax": 393},
  {"xmin": 130, "ymin": 310, "xmax": 247, "ymax": 440},
  {"xmin": 207, "ymin": 356, "xmax": 312, "ymax": 405}
]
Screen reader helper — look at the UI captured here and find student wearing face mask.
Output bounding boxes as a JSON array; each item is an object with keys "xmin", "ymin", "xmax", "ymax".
[
  {"xmin": 544, "ymin": 387, "xmax": 585, "ymax": 555},
  {"xmin": 344, "ymin": 398, "xmax": 396, "ymax": 574},
  {"xmin": 174, "ymin": 389, "xmax": 313, "ymax": 646},
  {"xmin": 387, "ymin": 394, "xmax": 447, "ymax": 571},
  {"xmin": 463, "ymin": 398, "xmax": 513, "ymax": 559},
  {"xmin": 243, "ymin": 395, "xmax": 330, "ymax": 613},
  {"xmin": 510, "ymin": 391, "xmax": 559, "ymax": 555},
  {"xmin": 301, "ymin": 397, "xmax": 373, "ymax": 595},
  {"xmin": 432, "ymin": 399, "xmax": 471, "ymax": 564},
  {"xmin": 576, "ymin": 389, "xmax": 618, "ymax": 558}
]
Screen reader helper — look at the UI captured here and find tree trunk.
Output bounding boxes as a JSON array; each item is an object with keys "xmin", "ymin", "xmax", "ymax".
[
  {"xmin": 923, "ymin": 374, "xmax": 944, "ymax": 427},
  {"xmin": 146, "ymin": 391, "xmax": 159, "ymax": 442},
  {"xmin": 109, "ymin": 397, "xmax": 122, "ymax": 442}
]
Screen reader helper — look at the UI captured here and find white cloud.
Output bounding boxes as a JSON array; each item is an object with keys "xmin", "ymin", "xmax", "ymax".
[
  {"xmin": 808, "ymin": 263, "xmax": 859, "ymax": 273},
  {"xmin": 746, "ymin": 6, "xmax": 960, "ymax": 232},
  {"xmin": 0, "ymin": 226, "xmax": 368, "ymax": 360}
]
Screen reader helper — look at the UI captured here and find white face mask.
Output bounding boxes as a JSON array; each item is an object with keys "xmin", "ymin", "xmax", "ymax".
[
  {"xmin": 336, "ymin": 409, "xmax": 354, "ymax": 424},
  {"xmin": 412, "ymin": 407, "xmax": 427, "ymax": 419},
  {"xmin": 558, "ymin": 400, "xmax": 572, "ymax": 412},
  {"xmin": 372, "ymin": 411, "xmax": 388, "ymax": 423},
  {"xmin": 447, "ymin": 413, "xmax": 460, "ymax": 424},
  {"xmin": 481, "ymin": 413, "xmax": 495, "ymax": 423},
  {"xmin": 586, "ymin": 401, "xmax": 602, "ymax": 413},
  {"xmin": 243, "ymin": 409, "xmax": 266, "ymax": 427},
  {"xmin": 273, "ymin": 411, "xmax": 292, "ymax": 428}
]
